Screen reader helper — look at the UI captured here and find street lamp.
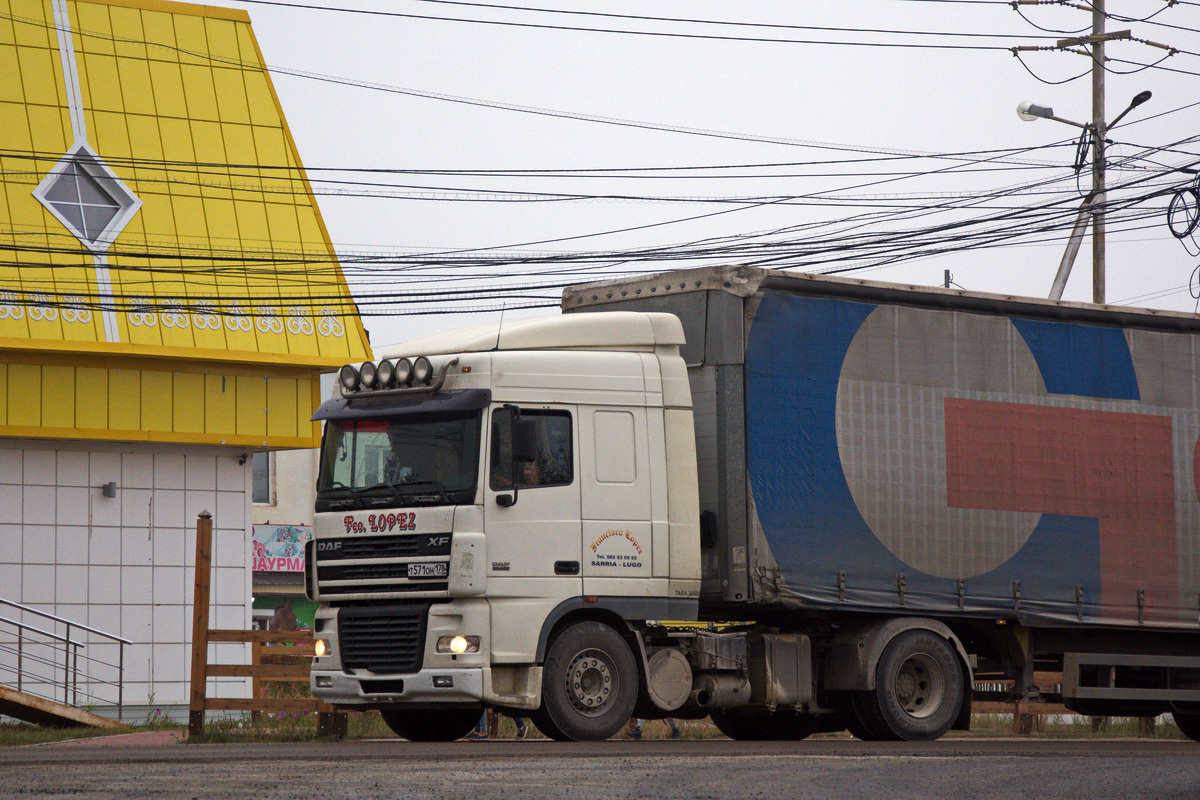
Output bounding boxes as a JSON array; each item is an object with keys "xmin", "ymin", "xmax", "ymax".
[{"xmin": 1017, "ymin": 90, "xmax": 1151, "ymax": 303}]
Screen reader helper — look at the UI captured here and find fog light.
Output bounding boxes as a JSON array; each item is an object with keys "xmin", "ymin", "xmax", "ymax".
[
  {"xmin": 359, "ymin": 360, "xmax": 377, "ymax": 389},
  {"xmin": 413, "ymin": 356, "xmax": 433, "ymax": 385},
  {"xmin": 314, "ymin": 638, "xmax": 329, "ymax": 657},
  {"xmin": 338, "ymin": 364, "xmax": 360, "ymax": 392},
  {"xmin": 432, "ymin": 675, "xmax": 454, "ymax": 688},
  {"xmin": 436, "ymin": 635, "xmax": 480, "ymax": 654},
  {"xmin": 315, "ymin": 676, "xmax": 333, "ymax": 688},
  {"xmin": 395, "ymin": 358, "xmax": 412, "ymax": 385},
  {"xmin": 377, "ymin": 359, "xmax": 396, "ymax": 387}
]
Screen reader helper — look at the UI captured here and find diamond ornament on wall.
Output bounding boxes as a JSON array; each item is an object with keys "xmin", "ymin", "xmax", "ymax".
[{"xmin": 33, "ymin": 143, "xmax": 141, "ymax": 252}]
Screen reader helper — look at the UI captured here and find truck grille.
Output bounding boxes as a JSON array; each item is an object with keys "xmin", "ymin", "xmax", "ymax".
[
  {"xmin": 317, "ymin": 533, "xmax": 452, "ymax": 561},
  {"xmin": 315, "ymin": 533, "xmax": 452, "ymax": 599},
  {"xmin": 337, "ymin": 603, "xmax": 428, "ymax": 674}
]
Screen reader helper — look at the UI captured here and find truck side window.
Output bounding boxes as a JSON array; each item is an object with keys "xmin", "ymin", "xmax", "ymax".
[{"xmin": 490, "ymin": 410, "xmax": 573, "ymax": 491}]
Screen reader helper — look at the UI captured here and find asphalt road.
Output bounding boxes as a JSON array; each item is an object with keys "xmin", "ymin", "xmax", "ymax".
[{"xmin": 4, "ymin": 737, "xmax": 1199, "ymax": 799}]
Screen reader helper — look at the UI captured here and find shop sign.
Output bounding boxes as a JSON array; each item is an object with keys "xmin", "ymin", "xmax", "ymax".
[{"xmin": 252, "ymin": 524, "xmax": 312, "ymax": 571}]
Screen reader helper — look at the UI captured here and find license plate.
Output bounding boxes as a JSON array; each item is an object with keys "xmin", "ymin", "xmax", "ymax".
[{"xmin": 408, "ymin": 562, "xmax": 448, "ymax": 579}]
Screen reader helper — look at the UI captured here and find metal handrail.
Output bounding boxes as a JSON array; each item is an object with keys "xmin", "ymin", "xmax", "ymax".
[
  {"xmin": 0, "ymin": 597, "xmax": 131, "ymax": 720},
  {"xmin": 0, "ymin": 599, "xmax": 133, "ymax": 645}
]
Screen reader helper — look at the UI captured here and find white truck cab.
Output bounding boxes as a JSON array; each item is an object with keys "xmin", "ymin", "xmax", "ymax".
[{"xmin": 308, "ymin": 312, "xmax": 702, "ymax": 741}]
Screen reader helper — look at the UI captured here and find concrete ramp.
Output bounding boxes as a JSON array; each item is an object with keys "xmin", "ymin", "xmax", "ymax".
[{"xmin": 0, "ymin": 686, "xmax": 127, "ymax": 729}]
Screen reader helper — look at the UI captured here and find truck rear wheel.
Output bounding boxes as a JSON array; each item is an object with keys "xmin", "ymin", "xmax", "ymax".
[
  {"xmin": 849, "ymin": 629, "xmax": 963, "ymax": 741},
  {"xmin": 711, "ymin": 709, "xmax": 832, "ymax": 741},
  {"xmin": 380, "ymin": 708, "xmax": 480, "ymax": 742},
  {"xmin": 540, "ymin": 621, "xmax": 638, "ymax": 741},
  {"xmin": 1173, "ymin": 712, "xmax": 1200, "ymax": 742}
]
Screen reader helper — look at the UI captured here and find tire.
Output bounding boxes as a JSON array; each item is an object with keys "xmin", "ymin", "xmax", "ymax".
[
  {"xmin": 849, "ymin": 629, "xmax": 964, "ymax": 742},
  {"xmin": 1173, "ymin": 712, "xmax": 1200, "ymax": 742},
  {"xmin": 711, "ymin": 708, "xmax": 832, "ymax": 741},
  {"xmin": 528, "ymin": 707, "xmax": 572, "ymax": 742},
  {"xmin": 380, "ymin": 708, "xmax": 480, "ymax": 742},
  {"xmin": 540, "ymin": 621, "xmax": 639, "ymax": 741}
]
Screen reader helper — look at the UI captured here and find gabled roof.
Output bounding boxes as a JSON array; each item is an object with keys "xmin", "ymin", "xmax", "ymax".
[{"xmin": 0, "ymin": 0, "xmax": 372, "ymax": 369}]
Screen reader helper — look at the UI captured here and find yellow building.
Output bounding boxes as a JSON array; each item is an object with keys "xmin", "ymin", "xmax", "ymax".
[{"xmin": 0, "ymin": 0, "xmax": 371, "ymax": 717}]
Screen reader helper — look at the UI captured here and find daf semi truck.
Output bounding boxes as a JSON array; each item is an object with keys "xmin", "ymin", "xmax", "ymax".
[{"xmin": 307, "ymin": 265, "xmax": 1200, "ymax": 742}]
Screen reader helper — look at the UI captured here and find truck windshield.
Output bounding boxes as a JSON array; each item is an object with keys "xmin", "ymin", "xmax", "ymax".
[{"xmin": 316, "ymin": 411, "xmax": 481, "ymax": 509}]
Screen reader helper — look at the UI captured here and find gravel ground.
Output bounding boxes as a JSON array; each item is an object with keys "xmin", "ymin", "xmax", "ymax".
[{"xmin": 3, "ymin": 737, "xmax": 1199, "ymax": 799}]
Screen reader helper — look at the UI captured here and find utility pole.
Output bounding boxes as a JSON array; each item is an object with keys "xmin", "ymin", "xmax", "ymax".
[
  {"xmin": 1091, "ymin": 0, "xmax": 1106, "ymax": 304},
  {"xmin": 1014, "ymin": 1, "xmax": 1175, "ymax": 305}
]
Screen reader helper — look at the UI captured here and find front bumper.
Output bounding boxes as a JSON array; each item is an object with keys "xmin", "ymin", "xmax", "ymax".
[{"xmin": 311, "ymin": 667, "xmax": 485, "ymax": 708}]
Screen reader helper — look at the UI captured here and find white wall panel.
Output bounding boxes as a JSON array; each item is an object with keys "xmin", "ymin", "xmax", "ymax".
[
  {"xmin": 57, "ymin": 488, "xmax": 89, "ymax": 526},
  {"xmin": 23, "ymin": 450, "xmax": 55, "ymax": 484},
  {"xmin": 88, "ymin": 529, "xmax": 122, "ymax": 565},
  {"xmin": 56, "ymin": 566, "xmax": 88, "ymax": 603},
  {"xmin": 152, "ymin": 489, "xmax": 185, "ymax": 529},
  {"xmin": 56, "ymin": 451, "xmax": 89, "ymax": 487},
  {"xmin": 122, "ymin": 529, "xmax": 153, "ymax": 566},
  {"xmin": 185, "ymin": 455, "xmax": 216, "ymax": 491},
  {"xmin": 0, "ymin": 486, "xmax": 20, "ymax": 523},
  {"xmin": 0, "ymin": 440, "xmax": 252, "ymax": 711},
  {"xmin": 22, "ymin": 565, "xmax": 54, "ymax": 603},
  {"xmin": 0, "ymin": 448, "xmax": 22, "ymax": 482},
  {"xmin": 22, "ymin": 486, "xmax": 54, "ymax": 523},
  {"xmin": 121, "ymin": 453, "xmax": 154, "ymax": 489},
  {"xmin": 153, "ymin": 454, "xmax": 186, "ymax": 490},
  {"xmin": 22, "ymin": 526, "xmax": 52, "ymax": 563},
  {"xmin": 89, "ymin": 566, "xmax": 121, "ymax": 603}
]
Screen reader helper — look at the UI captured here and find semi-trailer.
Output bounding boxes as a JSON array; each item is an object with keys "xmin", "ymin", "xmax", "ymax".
[{"xmin": 308, "ymin": 265, "xmax": 1200, "ymax": 742}]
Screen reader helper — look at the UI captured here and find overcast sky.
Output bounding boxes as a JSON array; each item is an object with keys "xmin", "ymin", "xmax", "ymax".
[{"xmin": 220, "ymin": 0, "xmax": 1200, "ymax": 348}]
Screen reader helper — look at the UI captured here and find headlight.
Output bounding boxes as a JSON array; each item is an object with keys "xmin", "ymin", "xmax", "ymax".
[
  {"xmin": 338, "ymin": 364, "xmax": 359, "ymax": 392},
  {"xmin": 314, "ymin": 638, "xmax": 329, "ymax": 657},
  {"xmin": 436, "ymin": 635, "xmax": 480, "ymax": 654}
]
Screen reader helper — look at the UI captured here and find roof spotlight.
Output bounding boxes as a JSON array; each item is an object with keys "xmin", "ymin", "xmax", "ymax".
[
  {"xmin": 359, "ymin": 360, "xmax": 377, "ymax": 389},
  {"xmin": 338, "ymin": 364, "xmax": 360, "ymax": 392},
  {"xmin": 377, "ymin": 359, "xmax": 396, "ymax": 388},
  {"xmin": 394, "ymin": 358, "xmax": 413, "ymax": 386},
  {"xmin": 412, "ymin": 356, "xmax": 433, "ymax": 385}
]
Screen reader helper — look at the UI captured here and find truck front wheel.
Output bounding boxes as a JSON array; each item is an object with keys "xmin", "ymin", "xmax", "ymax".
[
  {"xmin": 540, "ymin": 621, "xmax": 638, "ymax": 741},
  {"xmin": 1173, "ymin": 712, "xmax": 1200, "ymax": 742},
  {"xmin": 380, "ymin": 708, "xmax": 480, "ymax": 741},
  {"xmin": 849, "ymin": 629, "xmax": 963, "ymax": 741}
]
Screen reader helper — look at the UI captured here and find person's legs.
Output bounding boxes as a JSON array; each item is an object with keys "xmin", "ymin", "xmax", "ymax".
[
  {"xmin": 667, "ymin": 717, "xmax": 681, "ymax": 739},
  {"xmin": 467, "ymin": 710, "xmax": 489, "ymax": 740},
  {"xmin": 515, "ymin": 717, "xmax": 528, "ymax": 739},
  {"xmin": 625, "ymin": 718, "xmax": 643, "ymax": 739}
]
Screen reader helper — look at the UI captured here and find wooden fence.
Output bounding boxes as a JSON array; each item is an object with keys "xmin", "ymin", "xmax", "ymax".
[{"xmin": 187, "ymin": 511, "xmax": 346, "ymax": 738}]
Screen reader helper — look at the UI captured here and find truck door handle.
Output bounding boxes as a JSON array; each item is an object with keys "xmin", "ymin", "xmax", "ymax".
[{"xmin": 554, "ymin": 561, "xmax": 580, "ymax": 575}]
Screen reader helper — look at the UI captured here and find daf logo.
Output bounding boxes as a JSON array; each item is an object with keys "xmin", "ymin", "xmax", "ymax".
[
  {"xmin": 427, "ymin": 536, "xmax": 450, "ymax": 548},
  {"xmin": 317, "ymin": 541, "xmax": 342, "ymax": 552}
]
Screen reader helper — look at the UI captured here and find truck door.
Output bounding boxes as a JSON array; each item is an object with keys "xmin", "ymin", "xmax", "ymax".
[
  {"xmin": 579, "ymin": 406, "xmax": 655, "ymax": 591},
  {"xmin": 483, "ymin": 404, "xmax": 582, "ymax": 584}
]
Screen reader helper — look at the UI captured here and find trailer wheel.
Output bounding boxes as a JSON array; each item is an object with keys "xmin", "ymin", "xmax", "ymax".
[
  {"xmin": 711, "ymin": 709, "xmax": 831, "ymax": 741},
  {"xmin": 540, "ymin": 621, "xmax": 638, "ymax": 741},
  {"xmin": 850, "ymin": 629, "xmax": 963, "ymax": 741},
  {"xmin": 1173, "ymin": 712, "xmax": 1200, "ymax": 742},
  {"xmin": 380, "ymin": 708, "xmax": 480, "ymax": 741}
]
